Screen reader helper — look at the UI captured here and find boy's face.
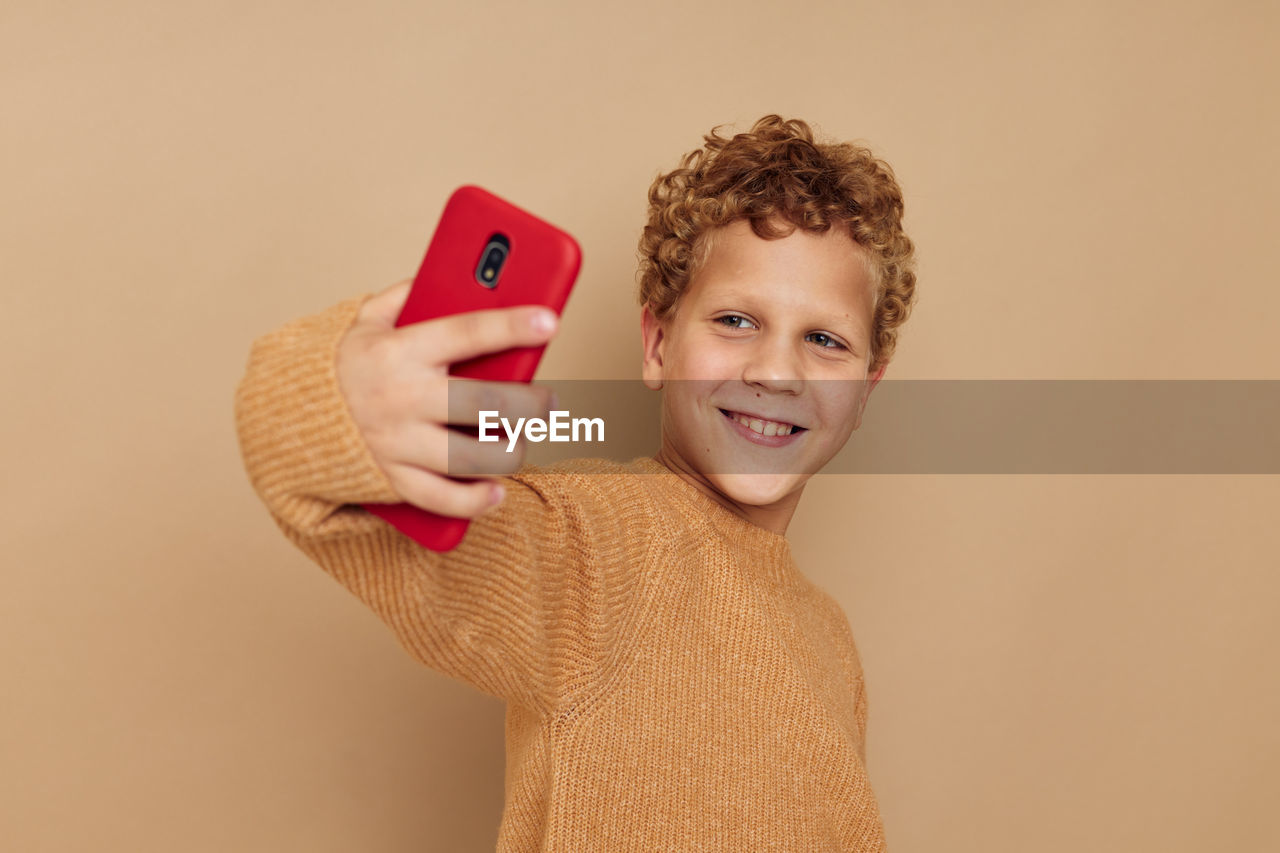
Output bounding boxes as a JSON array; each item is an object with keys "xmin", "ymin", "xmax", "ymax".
[{"xmin": 641, "ymin": 218, "xmax": 886, "ymax": 534}]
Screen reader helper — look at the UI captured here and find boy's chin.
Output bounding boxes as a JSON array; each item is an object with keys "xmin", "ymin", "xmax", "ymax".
[{"xmin": 710, "ymin": 472, "xmax": 807, "ymax": 508}]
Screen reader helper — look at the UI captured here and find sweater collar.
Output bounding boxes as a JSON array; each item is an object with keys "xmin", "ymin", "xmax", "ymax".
[{"xmin": 627, "ymin": 455, "xmax": 796, "ymax": 571}]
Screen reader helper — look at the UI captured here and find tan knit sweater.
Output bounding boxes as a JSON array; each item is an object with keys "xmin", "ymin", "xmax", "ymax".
[{"xmin": 233, "ymin": 293, "xmax": 888, "ymax": 851}]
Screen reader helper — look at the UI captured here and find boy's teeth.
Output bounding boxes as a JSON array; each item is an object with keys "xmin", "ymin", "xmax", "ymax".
[{"xmin": 729, "ymin": 411, "xmax": 793, "ymax": 436}]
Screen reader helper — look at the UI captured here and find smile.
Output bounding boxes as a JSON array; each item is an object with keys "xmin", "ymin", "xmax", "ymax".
[{"xmin": 717, "ymin": 408, "xmax": 807, "ymax": 445}]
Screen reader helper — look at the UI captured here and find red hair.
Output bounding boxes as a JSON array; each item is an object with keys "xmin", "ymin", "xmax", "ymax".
[{"xmin": 636, "ymin": 115, "xmax": 917, "ymax": 371}]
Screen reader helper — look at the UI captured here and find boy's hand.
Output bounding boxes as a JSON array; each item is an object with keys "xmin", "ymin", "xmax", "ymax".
[{"xmin": 336, "ymin": 278, "xmax": 559, "ymax": 518}]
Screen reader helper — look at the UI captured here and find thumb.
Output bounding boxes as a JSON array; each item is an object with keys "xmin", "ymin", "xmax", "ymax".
[{"xmin": 359, "ymin": 278, "xmax": 413, "ymax": 328}]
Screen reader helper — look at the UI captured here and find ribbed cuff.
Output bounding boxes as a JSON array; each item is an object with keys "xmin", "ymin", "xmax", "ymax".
[{"xmin": 234, "ymin": 293, "xmax": 404, "ymax": 518}]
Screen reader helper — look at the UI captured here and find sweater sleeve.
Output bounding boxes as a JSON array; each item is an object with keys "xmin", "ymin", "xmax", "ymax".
[
  {"xmin": 820, "ymin": 595, "xmax": 871, "ymax": 766},
  {"xmin": 232, "ymin": 293, "xmax": 590, "ymax": 714}
]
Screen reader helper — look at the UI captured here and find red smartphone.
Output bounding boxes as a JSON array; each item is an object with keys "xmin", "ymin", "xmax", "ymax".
[{"xmin": 360, "ymin": 185, "xmax": 581, "ymax": 551}]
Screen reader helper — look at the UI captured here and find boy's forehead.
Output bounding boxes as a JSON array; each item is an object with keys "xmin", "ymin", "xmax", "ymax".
[{"xmin": 692, "ymin": 222, "xmax": 874, "ymax": 308}]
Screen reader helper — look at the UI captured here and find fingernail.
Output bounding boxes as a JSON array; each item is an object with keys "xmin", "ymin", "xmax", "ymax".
[
  {"xmin": 489, "ymin": 484, "xmax": 505, "ymax": 506},
  {"xmin": 548, "ymin": 391, "xmax": 560, "ymax": 411},
  {"xmin": 532, "ymin": 309, "xmax": 557, "ymax": 334}
]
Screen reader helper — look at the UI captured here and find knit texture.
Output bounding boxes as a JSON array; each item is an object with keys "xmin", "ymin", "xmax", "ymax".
[{"xmin": 233, "ymin": 293, "xmax": 887, "ymax": 851}]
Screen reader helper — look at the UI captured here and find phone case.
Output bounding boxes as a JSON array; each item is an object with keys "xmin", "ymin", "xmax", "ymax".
[{"xmin": 359, "ymin": 185, "xmax": 581, "ymax": 551}]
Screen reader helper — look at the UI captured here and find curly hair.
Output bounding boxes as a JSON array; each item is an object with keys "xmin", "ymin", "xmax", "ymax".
[{"xmin": 636, "ymin": 114, "xmax": 917, "ymax": 372}]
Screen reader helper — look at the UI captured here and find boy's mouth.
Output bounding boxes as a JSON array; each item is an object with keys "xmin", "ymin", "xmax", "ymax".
[{"xmin": 717, "ymin": 408, "xmax": 807, "ymax": 438}]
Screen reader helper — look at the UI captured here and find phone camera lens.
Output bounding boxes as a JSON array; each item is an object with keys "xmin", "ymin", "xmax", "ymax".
[{"xmin": 475, "ymin": 236, "xmax": 510, "ymax": 289}]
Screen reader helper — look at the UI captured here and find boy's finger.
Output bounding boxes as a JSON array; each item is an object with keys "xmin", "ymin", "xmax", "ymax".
[
  {"xmin": 446, "ymin": 427, "xmax": 527, "ymax": 477},
  {"xmin": 441, "ymin": 378, "xmax": 556, "ymax": 428},
  {"xmin": 406, "ymin": 305, "xmax": 558, "ymax": 367},
  {"xmin": 385, "ymin": 463, "xmax": 508, "ymax": 519},
  {"xmin": 388, "ymin": 421, "xmax": 526, "ymax": 481},
  {"xmin": 357, "ymin": 279, "xmax": 413, "ymax": 327}
]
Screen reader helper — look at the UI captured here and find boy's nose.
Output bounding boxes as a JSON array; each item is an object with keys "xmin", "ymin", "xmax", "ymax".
[{"xmin": 740, "ymin": 339, "xmax": 803, "ymax": 394}]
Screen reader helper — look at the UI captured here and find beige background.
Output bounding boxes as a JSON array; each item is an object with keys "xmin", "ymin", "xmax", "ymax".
[{"xmin": 3, "ymin": 1, "xmax": 1277, "ymax": 850}]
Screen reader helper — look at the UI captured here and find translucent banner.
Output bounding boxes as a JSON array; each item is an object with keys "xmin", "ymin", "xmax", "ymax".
[{"xmin": 446, "ymin": 380, "xmax": 1280, "ymax": 474}]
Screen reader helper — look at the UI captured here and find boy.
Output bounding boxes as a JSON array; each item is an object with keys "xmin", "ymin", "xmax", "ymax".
[{"xmin": 234, "ymin": 114, "xmax": 916, "ymax": 851}]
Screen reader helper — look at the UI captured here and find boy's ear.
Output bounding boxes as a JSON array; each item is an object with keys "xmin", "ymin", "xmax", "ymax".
[
  {"xmin": 640, "ymin": 304, "xmax": 666, "ymax": 390},
  {"xmin": 850, "ymin": 361, "xmax": 889, "ymax": 431},
  {"xmin": 866, "ymin": 361, "xmax": 887, "ymax": 395}
]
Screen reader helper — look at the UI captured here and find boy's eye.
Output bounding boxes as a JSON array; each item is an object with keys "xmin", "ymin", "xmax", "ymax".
[
  {"xmin": 716, "ymin": 314, "xmax": 756, "ymax": 329},
  {"xmin": 717, "ymin": 317, "xmax": 848, "ymax": 351},
  {"xmin": 807, "ymin": 332, "xmax": 846, "ymax": 350}
]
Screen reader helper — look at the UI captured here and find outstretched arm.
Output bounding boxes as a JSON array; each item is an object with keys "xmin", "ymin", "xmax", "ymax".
[{"xmin": 233, "ymin": 289, "xmax": 584, "ymax": 713}]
